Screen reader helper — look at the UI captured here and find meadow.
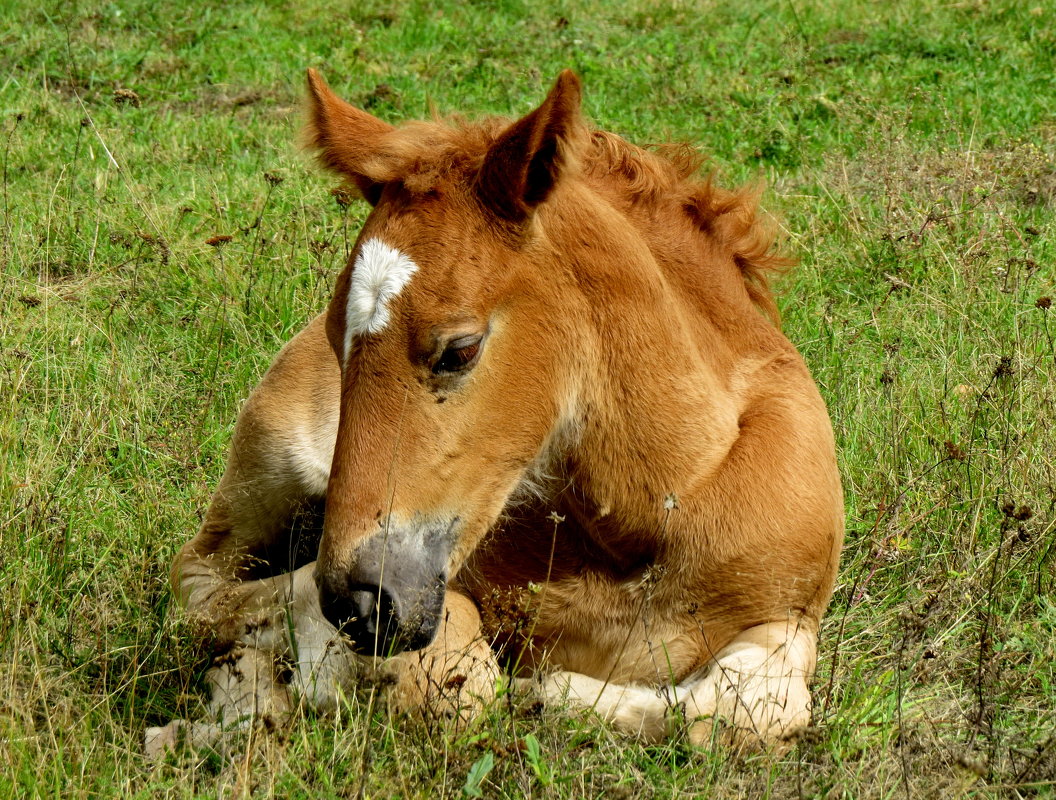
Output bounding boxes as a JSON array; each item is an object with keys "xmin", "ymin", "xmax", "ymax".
[{"xmin": 2, "ymin": 0, "xmax": 1054, "ymax": 796}]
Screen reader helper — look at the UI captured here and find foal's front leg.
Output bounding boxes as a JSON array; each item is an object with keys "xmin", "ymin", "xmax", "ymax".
[
  {"xmin": 145, "ymin": 562, "xmax": 362, "ymax": 757},
  {"xmin": 537, "ymin": 619, "xmax": 817, "ymax": 753},
  {"xmin": 146, "ymin": 578, "xmax": 500, "ymax": 755},
  {"xmin": 144, "ymin": 636, "xmax": 292, "ymax": 757},
  {"xmin": 386, "ymin": 590, "xmax": 501, "ymax": 723},
  {"xmin": 680, "ymin": 620, "xmax": 816, "ymax": 751},
  {"xmin": 146, "ymin": 316, "xmax": 353, "ymax": 755}
]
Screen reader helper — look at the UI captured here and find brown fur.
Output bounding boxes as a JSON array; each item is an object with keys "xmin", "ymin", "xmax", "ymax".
[{"xmin": 145, "ymin": 70, "xmax": 843, "ymax": 757}]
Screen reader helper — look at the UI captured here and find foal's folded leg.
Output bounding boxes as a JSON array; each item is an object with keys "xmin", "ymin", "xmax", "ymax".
[
  {"xmin": 146, "ymin": 563, "xmax": 363, "ymax": 757},
  {"xmin": 385, "ymin": 590, "xmax": 501, "ymax": 724},
  {"xmin": 536, "ymin": 619, "xmax": 817, "ymax": 753},
  {"xmin": 680, "ymin": 620, "xmax": 816, "ymax": 753},
  {"xmin": 275, "ymin": 562, "xmax": 364, "ymax": 711},
  {"xmin": 535, "ymin": 672, "xmax": 674, "ymax": 742},
  {"xmin": 144, "ymin": 642, "xmax": 291, "ymax": 758}
]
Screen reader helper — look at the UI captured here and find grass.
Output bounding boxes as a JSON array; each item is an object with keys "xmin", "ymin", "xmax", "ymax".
[{"xmin": 3, "ymin": 0, "xmax": 1055, "ymax": 796}]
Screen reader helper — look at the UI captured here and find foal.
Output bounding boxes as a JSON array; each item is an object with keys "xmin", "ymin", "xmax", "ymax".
[{"xmin": 146, "ymin": 70, "xmax": 843, "ymax": 756}]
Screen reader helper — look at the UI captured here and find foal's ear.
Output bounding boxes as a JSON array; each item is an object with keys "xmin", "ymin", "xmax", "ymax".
[
  {"xmin": 476, "ymin": 70, "xmax": 585, "ymax": 227},
  {"xmin": 303, "ymin": 69, "xmax": 396, "ymax": 205}
]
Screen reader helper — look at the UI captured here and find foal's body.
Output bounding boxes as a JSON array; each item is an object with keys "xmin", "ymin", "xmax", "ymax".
[{"xmin": 146, "ymin": 71, "xmax": 842, "ymax": 755}]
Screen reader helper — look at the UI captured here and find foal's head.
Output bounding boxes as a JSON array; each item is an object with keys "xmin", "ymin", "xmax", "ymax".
[{"xmin": 305, "ymin": 70, "xmax": 587, "ymax": 654}]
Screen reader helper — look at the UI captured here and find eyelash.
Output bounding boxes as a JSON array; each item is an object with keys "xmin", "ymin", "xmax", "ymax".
[{"xmin": 433, "ymin": 339, "xmax": 482, "ymax": 374}]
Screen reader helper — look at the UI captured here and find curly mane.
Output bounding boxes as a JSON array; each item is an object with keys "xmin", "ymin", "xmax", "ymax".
[{"xmin": 584, "ymin": 130, "xmax": 793, "ymax": 324}]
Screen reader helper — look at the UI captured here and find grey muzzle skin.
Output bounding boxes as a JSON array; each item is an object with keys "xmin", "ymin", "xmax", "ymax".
[{"xmin": 317, "ymin": 518, "xmax": 457, "ymax": 657}]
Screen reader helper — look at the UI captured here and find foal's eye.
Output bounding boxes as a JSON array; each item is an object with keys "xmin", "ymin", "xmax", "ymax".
[{"xmin": 433, "ymin": 336, "xmax": 482, "ymax": 375}]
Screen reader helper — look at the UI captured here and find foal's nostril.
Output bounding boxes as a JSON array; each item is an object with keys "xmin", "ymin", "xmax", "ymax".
[
  {"xmin": 349, "ymin": 587, "xmax": 398, "ymax": 637},
  {"xmin": 319, "ymin": 582, "xmax": 401, "ymax": 654},
  {"xmin": 347, "ymin": 589, "xmax": 376, "ymax": 630}
]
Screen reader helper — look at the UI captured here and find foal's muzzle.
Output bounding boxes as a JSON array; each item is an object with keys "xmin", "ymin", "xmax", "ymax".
[{"xmin": 317, "ymin": 519, "xmax": 455, "ymax": 656}]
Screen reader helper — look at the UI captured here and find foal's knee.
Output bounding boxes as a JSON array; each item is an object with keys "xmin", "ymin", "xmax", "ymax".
[
  {"xmin": 683, "ymin": 674, "xmax": 811, "ymax": 753},
  {"xmin": 381, "ymin": 592, "xmax": 500, "ymax": 725},
  {"xmin": 386, "ymin": 637, "xmax": 500, "ymax": 725},
  {"xmin": 681, "ymin": 621, "xmax": 817, "ymax": 753}
]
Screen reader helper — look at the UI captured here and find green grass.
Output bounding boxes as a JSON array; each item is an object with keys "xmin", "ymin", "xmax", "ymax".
[{"xmin": 3, "ymin": 0, "xmax": 1055, "ymax": 796}]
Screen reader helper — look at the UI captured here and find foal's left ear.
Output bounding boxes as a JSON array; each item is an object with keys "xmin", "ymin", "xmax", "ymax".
[{"xmin": 476, "ymin": 70, "xmax": 585, "ymax": 227}]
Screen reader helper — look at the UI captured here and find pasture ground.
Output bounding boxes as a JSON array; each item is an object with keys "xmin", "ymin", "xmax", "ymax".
[{"xmin": 2, "ymin": 0, "xmax": 1054, "ymax": 796}]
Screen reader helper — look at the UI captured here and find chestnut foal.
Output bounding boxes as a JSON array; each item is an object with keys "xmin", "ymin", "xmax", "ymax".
[{"xmin": 146, "ymin": 70, "xmax": 843, "ymax": 756}]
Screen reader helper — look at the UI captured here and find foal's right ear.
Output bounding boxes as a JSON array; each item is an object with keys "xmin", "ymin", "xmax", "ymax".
[
  {"xmin": 303, "ymin": 69, "xmax": 396, "ymax": 205},
  {"xmin": 476, "ymin": 70, "xmax": 585, "ymax": 229}
]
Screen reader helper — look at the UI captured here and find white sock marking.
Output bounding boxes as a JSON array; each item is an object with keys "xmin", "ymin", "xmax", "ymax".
[{"xmin": 344, "ymin": 238, "xmax": 419, "ymax": 360}]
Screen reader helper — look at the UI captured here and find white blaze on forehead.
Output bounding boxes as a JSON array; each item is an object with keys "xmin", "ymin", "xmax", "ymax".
[{"xmin": 343, "ymin": 238, "xmax": 419, "ymax": 360}]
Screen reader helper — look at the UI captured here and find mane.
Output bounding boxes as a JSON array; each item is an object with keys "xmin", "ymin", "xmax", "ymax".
[
  {"xmin": 359, "ymin": 116, "xmax": 792, "ymax": 323},
  {"xmin": 584, "ymin": 130, "xmax": 792, "ymax": 324}
]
